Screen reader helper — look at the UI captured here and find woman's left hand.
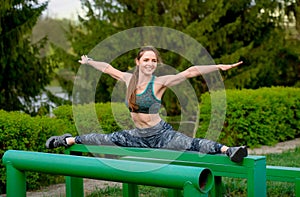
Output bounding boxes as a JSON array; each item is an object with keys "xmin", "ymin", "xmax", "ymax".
[{"xmin": 217, "ymin": 61, "xmax": 243, "ymax": 71}]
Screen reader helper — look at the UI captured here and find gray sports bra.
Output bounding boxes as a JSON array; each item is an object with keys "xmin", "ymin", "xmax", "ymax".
[{"xmin": 129, "ymin": 75, "xmax": 161, "ymax": 114}]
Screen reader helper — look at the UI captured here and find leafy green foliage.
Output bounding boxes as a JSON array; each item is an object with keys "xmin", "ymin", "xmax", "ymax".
[
  {"xmin": 0, "ymin": 0, "xmax": 57, "ymax": 114},
  {"xmin": 0, "ymin": 110, "xmax": 76, "ymax": 193},
  {"xmin": 31, "ymin": 17, "xmax": 77, "ymax": 99},
  {"xmin": 53, "ymin": 102, "xmax": 134, "ymax": 134},
  {"xmin": 49, "ymin": 0, "xmax": 299, "ymax": 117},
  {"xmin": 198, "ymin": 87, "xmax": 300, "ymax": 148},
  {"xmin": 32, "ymin": 17, "xmax": 71, "ymax": 51},
  {"xmin": 54, "ymin": 87, "xmax": 300, "ymax": 149}
]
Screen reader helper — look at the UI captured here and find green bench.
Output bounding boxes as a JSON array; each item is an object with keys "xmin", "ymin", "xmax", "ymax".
[{"xmin": 65, "ymin": 144, "xmax": 267, "ymax": 197}]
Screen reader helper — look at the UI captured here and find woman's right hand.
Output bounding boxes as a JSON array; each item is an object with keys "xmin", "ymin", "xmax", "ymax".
[{"xmin": 78, "ymin": 55, "xmax": 93, "ymax": 64}]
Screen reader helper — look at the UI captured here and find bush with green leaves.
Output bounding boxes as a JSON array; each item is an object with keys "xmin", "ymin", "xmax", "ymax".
[
  {"xmin": 53, "ymin": 102, "xmax": 134, "ymax": 135},
  {"xmin": 197, "ymin": 87, "xmax": 300, "ymax": 148},
  {"xmin": 0, "ymin": 110, "xmax": 76, "ymax": 193},
  {"xmin": 54, "ymin": 88, "xmax": 299, "ymax": 148}
]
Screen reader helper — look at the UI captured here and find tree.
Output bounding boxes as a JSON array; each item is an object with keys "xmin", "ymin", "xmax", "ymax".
[
  {"xmin": 55, "ymin": 0, "xmax": 299, "ymax": 111},
  {"xmin": 0, "ymin": 0, "xmax": 56, "ymax": 114},
  {"xmin": 284, "ymin": 0, "xmax": 300, "ymax": 34},
  {"xmin": 221, "ymin": 0, "xmax": 300, "ymax": 89}
]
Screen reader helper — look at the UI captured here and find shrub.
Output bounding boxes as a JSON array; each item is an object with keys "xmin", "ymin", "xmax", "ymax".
[
  {"xmin": 197, "ymin": 87, "xmax": 300, "ymax": 148},
  {"xmin": 0, "ymin": 110, "xmax": 76, "ymax": 193},
  {"xmin": 53, "ymin": 102, "xmax": 134, "ymax": 135}
]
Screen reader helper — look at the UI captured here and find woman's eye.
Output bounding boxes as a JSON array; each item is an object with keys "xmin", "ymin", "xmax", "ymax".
[{"xmin": 142, "ymin": 58, "xmax": 156, "ymax": 63}]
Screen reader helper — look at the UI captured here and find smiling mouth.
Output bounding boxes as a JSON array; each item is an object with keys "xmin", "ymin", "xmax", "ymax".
[{"xmin": 145, "ymin": 66, "xmax": 154, "ymax": 71}]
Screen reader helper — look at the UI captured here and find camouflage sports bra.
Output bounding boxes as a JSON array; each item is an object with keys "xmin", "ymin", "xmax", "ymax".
[{"xmin": 129, "ymin": 75, "xmax": 161, "ymax": 114}]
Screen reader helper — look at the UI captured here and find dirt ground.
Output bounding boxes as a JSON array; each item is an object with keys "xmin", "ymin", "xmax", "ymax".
[
  {"xmin": 25, "ymin": 180, "xmax": 121, "ymax": 197},
  {"xmin": 2, "ymin": 138, "xmax": 300, "ymax": 197}
]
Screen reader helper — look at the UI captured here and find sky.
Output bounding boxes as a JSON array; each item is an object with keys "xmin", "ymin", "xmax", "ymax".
[{"xmin": 42, "ymin": 0, "xmax": 85, "ymax": 19}]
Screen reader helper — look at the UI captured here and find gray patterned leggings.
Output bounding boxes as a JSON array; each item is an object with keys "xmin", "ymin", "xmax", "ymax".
[{"xmin": 75, "ymin": 120, "xmax": 223, "ymax": 154}]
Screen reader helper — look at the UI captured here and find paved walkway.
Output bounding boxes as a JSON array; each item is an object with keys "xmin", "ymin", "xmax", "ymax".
[{"xmin": 248, "ymin": 138, "xmax": 300, "ymax": 155}]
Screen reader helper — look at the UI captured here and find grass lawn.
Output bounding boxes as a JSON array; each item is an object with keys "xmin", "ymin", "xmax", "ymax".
[{"xmin": 87, "ymin": 147, "xmax": 300, "ymax": 197}]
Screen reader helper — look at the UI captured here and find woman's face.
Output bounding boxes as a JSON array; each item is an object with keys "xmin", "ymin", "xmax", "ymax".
[{"xmin": 136, "ymin": 50, "xmax": 158, "ymax": 76}]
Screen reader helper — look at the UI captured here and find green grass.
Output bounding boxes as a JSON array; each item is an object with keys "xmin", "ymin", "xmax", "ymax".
[
  {"xmin": 87, "ymin": 147, "xmax": 300, "ymax": 197},
  {"xmin": 87, "ymin": 186, "xmax": 122, "ymax": 197},
  {"xmin": 266, "ymin": 147, "xmax": 300, "ymax": 167},
  {"xmin": 87, "ymin": 185, "xmax": 169, "ymax": 197}
]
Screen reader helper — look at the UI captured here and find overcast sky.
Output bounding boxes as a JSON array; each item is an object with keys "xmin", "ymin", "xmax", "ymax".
[{"xmin": 42, "ymin": 0, "xmax": 85, "ymax": 19}]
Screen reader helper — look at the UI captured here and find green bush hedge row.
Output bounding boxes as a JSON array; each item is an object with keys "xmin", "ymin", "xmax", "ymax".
[
  {"xmin": 51, "ymin": 87, "xmax": 300, "ymax": 148},
  {"xmin": 53, "ymin": 102, "xmax": 134, "ymax": 134},
  {"xmin": 0, "ymin": 87, "xmax": 299, "ymax": 193},
  {"xmin": 0, "ymin": 110, "xmax": 76, "ymax": 194},
  {"xmin": 197, "ymin": 87, "xmax": 300, "ymax": 148}
]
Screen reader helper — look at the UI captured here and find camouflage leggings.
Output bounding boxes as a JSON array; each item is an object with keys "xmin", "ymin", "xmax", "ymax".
[{"xmin": 75, "ymin": 120, "xmax": 223, "ymax": 154}]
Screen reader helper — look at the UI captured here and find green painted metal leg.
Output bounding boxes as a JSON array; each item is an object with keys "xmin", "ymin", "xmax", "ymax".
[
  {"xmin": 123, "ymin": 183, "xmax": 138, "ymax": 197},
  {"xmin": 6, "ymin": 163, "xmax": 26, "ymax": 197},
  {"xmin": 65, "ymin": 149, "xmax": 84, "ymax": 197},
  {"xmin": 210, "ymin": 176, "xmax": 222, "ymax": 197},
  {"xmin": 168, "ymin": 189, "xmax": 182, "ymax": 197},
  {"xmin": 247, "ymin": 159, "xmax": 266, "ymax": 197},
  {"xmin": 65, "ymin": 176, "xmax": 84, "ymax": 197},
  {"xmin": 183, "ymin": 181, "xmax": 208, "ymax": 197},
  {"xmin": 296, "ymin": 178, "xmax": 300, "ymax": 197}
]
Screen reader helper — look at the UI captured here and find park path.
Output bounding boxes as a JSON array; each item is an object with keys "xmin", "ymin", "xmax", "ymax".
[{"xmin": 248, "ymin": 138, "xmax": 300, "ymax": 155}]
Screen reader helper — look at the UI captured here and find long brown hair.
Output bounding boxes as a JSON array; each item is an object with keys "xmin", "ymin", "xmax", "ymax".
[{"xmin": 126, "ymin": 46, "xmax": 162, "ymax": 111}]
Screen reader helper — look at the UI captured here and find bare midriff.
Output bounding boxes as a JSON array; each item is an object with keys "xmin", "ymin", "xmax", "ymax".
[{"xmin": 130, "ymin": 112, "xmax": 162, "ymax": 129}]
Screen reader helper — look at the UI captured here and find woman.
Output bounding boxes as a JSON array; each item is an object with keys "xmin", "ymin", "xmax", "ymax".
[{"xmin": 46, "ymin": 46, "xmax": 247, "ymax": 163}]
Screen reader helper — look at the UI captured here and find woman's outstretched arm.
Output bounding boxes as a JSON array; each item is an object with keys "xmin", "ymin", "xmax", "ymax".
[
  {"xmin": 78, "ymin": 55, "xmax": 132, "ymax": 83},
  {"xmin": 182, "ymin": 61, "xmax": 243, "ymax": 78},
  {"xmin": 156, "ymin": 61, "xmax": 243, "ymax": 87}
]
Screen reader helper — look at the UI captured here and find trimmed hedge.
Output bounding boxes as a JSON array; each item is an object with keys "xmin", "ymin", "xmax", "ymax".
[
  {"xmin": 0, "ymin": 87, "xmax": 299, "ymax": 193},
  {"xmin": 53, "ymin": 87, "xmax": 299, "ymax": 148},
  {"xmin": 0, "ymin": 110, "xmax": 76, "ymax": 194},
  {"xmin": 53, "ymin": 102, "xmax": 134, "ymax": 134},
  {"xmin": 197, "ymin": 87, "xmax": 300, "ymax": 148}
]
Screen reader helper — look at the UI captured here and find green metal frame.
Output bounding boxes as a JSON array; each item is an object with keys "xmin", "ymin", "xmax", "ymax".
[
  {"xmin": 2, "ymin": 150, "xmax": 213, "ymax": 197},
  {"xmin": 3, "ymin": 145, "xmax": 300, "ymax": 197},
  {"xmin": 267, "ymin": 166, "xmax": 300, "ymax": 197},
  {"xmin": 65, "ymin": 144, "xmax": 267, "ymax": 197}
]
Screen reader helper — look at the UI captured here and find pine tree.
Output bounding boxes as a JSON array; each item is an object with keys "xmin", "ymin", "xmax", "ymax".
[
  {"xmin": 0, "ymin": 0, "xmax": 55, "ymax": 113},
  {"xmin": 61, "ymin": 0, "xmax": 299, "ymax": 105}
]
